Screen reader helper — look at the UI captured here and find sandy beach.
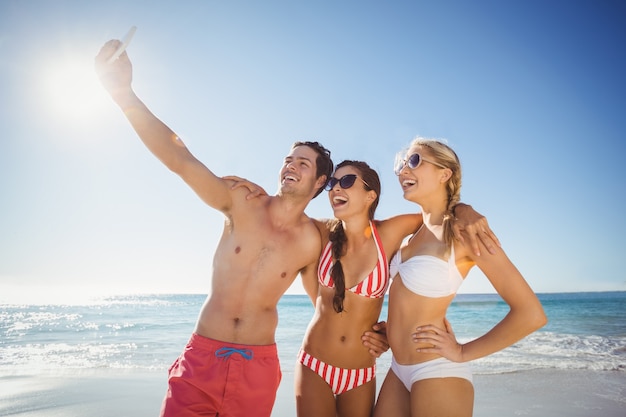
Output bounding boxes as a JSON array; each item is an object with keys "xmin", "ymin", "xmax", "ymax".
[{"xmin": 1, "ymin": 369, "xmax": 623, "ymax": 417}]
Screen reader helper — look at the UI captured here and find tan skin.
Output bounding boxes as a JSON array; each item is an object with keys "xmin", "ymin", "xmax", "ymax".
[
  {"xmin": 296, "ymin": 165, "xmax": 422, "ymax": 417},
  {"xmin": 374, "ymin": 145, "xmax": 547, "ymax": 417},
  {"xmin": 95, "ymin": 40, "xmax": 328, "ymax": 347},
  {"xmin": 94, "ymin": 40, "xmax": 396, "ymax": 360},
  {"xmin": 229, "ymin": 165, "xmax": 498, "ymax": 417}
]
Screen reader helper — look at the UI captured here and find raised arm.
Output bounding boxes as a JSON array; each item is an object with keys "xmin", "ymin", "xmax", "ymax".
[{"xmin": 94, "ymin": 40, "xmax": 233, "ymax": 212}]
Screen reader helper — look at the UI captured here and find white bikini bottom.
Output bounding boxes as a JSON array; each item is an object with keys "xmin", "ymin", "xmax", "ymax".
[{"xmin": 391, "ymin": 356, "xmax": 473, "ymax": 391}]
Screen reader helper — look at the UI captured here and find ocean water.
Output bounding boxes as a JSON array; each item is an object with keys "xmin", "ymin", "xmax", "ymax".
[{"xmin": 1, "ymin": 292, "xmax": 624, "ymax": 378}]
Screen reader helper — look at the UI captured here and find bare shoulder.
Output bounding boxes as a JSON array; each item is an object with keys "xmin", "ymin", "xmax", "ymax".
[
  {"xmin": 311, "ymin": 217, "xmax": 332, "ymax": 240},
  {"xmin": 230, "ymin": 187, "xmax": 273, "ymax": 211},
  {"xmin": 300, "ymin": 215, "xmax": 326, "ymax": 242},
  {"xmin": 283, "ymin": 214, "xmax": 324, "ymax": 266},
  {"xmin": 221, "ymin": 192, "xmax": 275, "ymax": 233}
]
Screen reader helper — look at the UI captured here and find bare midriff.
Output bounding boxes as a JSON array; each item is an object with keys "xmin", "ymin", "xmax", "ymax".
[
  {"xmin": 301, "ymin": 288, "xmax": 384, "ymax": 369},
  {"xmin": 387, "ymin": 278, "xmax": 455, "ymax": 364}
]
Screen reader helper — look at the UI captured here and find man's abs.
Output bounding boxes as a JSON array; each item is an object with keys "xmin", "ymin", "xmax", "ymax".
[{"xmin": 194, "ymin": 293, "xmax": 281, "ymax": 345}]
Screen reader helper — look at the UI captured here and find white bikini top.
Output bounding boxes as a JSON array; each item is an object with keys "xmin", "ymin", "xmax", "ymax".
[{"xmin": 389, "ymin": 243, "xmax": 464, "ymax": 298}]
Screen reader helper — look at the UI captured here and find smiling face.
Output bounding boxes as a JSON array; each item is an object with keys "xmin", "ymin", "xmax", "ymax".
[
  {"xmin": 395, "ymin": 139, "xmax": 462, "ymax": 214},
  {"xmin": 327, "ymin": 164, "xmax": 378, "ymax": 220},
  {"xmin": 279, "ymin": 145, "xmax": 325, "ymax": 199},
  {"xmin": 396, "ymin": 145, "xmax": 450, "ymax": 205}
]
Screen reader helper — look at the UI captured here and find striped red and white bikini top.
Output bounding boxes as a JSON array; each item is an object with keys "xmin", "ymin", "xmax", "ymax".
[{"xmin": 317, "ymin": 221, "xmax": 389, "ymax": 298}]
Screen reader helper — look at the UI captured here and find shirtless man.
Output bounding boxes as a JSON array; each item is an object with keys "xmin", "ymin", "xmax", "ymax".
[{"xmin": 94, "ymin": 39, "xmax": 348, "ymax": 416}]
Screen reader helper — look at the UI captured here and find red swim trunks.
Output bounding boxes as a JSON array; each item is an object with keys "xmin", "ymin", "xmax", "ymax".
[{"xmin": 160, "ymin": 333, "xmax": 282, "ymax": 417}]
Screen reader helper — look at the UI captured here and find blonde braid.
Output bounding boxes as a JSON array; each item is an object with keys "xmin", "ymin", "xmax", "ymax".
[
  {"xmin": 410, "ymin": 138, "xmax": 462, "ymax": 251},
  {"xmin": 443, "ymin": 170, "xmax": 462, "ymax": 249}
]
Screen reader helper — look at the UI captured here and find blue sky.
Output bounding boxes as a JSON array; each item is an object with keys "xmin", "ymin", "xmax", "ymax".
[{"xmin": 1, "ymin": 0, "xmax": 625, "ymax": 302}]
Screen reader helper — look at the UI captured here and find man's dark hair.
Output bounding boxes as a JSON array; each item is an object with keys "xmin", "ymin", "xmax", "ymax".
[{"xmin": 292, "ymin": 141, "xmax": 333, "ymax": 198}]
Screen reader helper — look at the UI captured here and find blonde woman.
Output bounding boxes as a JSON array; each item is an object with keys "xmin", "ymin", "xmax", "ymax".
[{"xmin": 374, "ymin": 139, "xmax": 547, "ymax": 417}]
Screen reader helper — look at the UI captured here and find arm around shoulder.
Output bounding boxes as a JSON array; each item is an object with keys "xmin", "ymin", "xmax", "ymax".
[
  {"xmin": 452, "ymin": 203, "xmax": 501, "ymax": 256},
  {"xmin": 377, "ymin": 213, "xmax": 423, "ymax": 241}
]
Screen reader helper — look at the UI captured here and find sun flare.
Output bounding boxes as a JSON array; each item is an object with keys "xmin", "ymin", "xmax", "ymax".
[{"xmin": 43, "ymin": 55, "xmax": 109, "ymax": 124}]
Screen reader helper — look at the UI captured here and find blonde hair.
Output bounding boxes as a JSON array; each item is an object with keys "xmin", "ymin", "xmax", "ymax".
[{"xmin": 410, "ymin": 138, "xmax": 462, "ymax": 250}]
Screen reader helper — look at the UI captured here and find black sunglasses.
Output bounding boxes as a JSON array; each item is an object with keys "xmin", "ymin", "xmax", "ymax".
[
  {"xmin": 394, "ymin": 152, "xmax": 448, "ymax": 175},
  {"xmin": 325, "ymin": 174, "xmax": 369, "ymax": 191}
]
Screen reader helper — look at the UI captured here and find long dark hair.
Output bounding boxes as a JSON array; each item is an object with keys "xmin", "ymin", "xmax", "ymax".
[{"xmin": 329, "ymin": 160, "xmax": 381, "ymax": 313}]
